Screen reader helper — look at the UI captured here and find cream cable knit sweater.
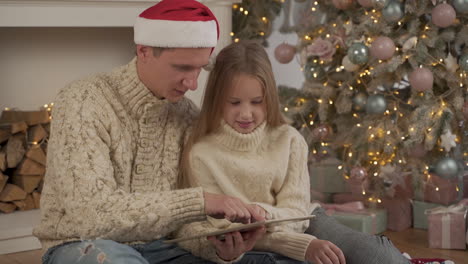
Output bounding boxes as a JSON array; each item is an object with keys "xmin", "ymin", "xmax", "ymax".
[
  {"xmin": 175, "ymin": 121, "xmax": 320, "ymax": 262},
  {"xmin": 33, "ymin": 58, "xmax": 208, "ymax": 252}
]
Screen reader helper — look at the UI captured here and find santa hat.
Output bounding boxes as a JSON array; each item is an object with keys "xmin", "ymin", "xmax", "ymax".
[{"xmin": 134, "ymin": 0, "xmax": 219, "ymax": 48}]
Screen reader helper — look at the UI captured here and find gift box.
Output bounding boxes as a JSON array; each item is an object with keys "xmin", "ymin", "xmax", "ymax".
[
  {"xmin": 426, "ymin": 204, "xmax": 467, "ymax": 249},
  {"xmin": 381, "ymin": 198, "xmax": 412, "ymax": 231},
  {"xmin": 310, "ymin": 189, "xmax": 333, "ymax": 203},
  {"xmin": 424, "ymin": 174, "xmax": 458, "ymax": 205},
  {"xmin": 332, "ymin": 192, "xmax": 366, "ymax": 204},
  {"xmin": 329, "ymin": 208, "xmax": 387, "ymax": 234},
  {"xmin": 309, "ymin": 157, "xmax": 346, "ymax": 193},
  {"xmin": 412, "ymin": 200, "xmax": 444, "ymax": 229},
  {"xmin": 393, "ymin": 174, "xmax": 414, "ymax": 199}
]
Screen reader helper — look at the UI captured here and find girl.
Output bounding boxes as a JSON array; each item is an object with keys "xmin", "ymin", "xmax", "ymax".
[{"xmin": 175, "ymin": 41, "xmax": 410, "ymax": 264}]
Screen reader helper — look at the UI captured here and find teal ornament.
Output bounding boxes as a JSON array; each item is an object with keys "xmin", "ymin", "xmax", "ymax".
[
  {"xmin": 372, "ymin": 0, "xmax": 389, "ymax": 9},
  {"xmin": 352, "ymin": 92, "xmax": 368, "ymax": 112},
  {"xmin": 347, "ymin": 43, "xmax": 369, "ymax": 65},
  {"xmin": 382, "ymin": 0, "xmax": 404, "ymax": 23},
  {"xmin": 366, "ymin": 94, "xmax": 387, "ymax": 114},
  {"xmin": 459, "ymin": 54, "xmax": 468, "ymax": 71},
  {"xmin": 453, "ymin": 0, "xmax": 468, "ymax": 13},
  {"xmin": 304, "ymin": 63, "xmax": 326, "ymax": 80},
  {"xmin": 435, "ymin": 157, "xmax": 460, "ymax": 179}
]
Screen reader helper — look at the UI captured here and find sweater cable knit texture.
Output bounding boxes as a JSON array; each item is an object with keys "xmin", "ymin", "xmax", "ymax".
[
  {"xmin": 33, "ymin": 58, "xmax": 207, "ymax": 252},
  {"xmin": 175, "ymin": 121, "xmax": 320, "ymax": 262}
]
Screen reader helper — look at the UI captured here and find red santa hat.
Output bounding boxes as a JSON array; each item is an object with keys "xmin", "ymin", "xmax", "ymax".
[{"xmin": 134, "ymin": 0, "xmax": 219, "ymax": 48}]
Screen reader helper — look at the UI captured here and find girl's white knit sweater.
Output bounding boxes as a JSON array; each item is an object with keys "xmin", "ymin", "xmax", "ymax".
[{"xmin": 176, "ymin": 121, "xmax": 320, "ymax": 262}]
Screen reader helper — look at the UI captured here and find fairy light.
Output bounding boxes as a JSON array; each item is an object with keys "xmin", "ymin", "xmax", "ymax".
[
  {"xmin": 244, "ymin": 10, "xmax": 248, "ymax": 15},
  {"xmin": 348, "ymin": 152, "xmax": 353, "ymax": 158},
  {"xmin": 338, "ymin": 165, "xmax": 343, "ymax": 170},
  {"xmin": 311, "ymin": 7, "xmax": 317, "ymax": 11},
  {"xmin": 310, "ymin": 120, "xmax": 314, "ymax": 125},
  {"xmin": 262, "ymin": 17, "xmax": 267, "ymax": 22},
  {"xmin": 4, "ymin": 107, "xmax": 10, "ymax": 111},
  {"xmin": 234, "ymin": 38, "xmax": 240, "ymax": 42},
  {"xmin": 284, "ymin": 107, "xmax": 289, "ymax": 112},
  {"xmin": 239, "ymin": 7, "xmax": 244, "ymax": 12},
  {"xmin": 374, "ymin": 172, "xmax": 378, "ymax": 177},
  {"xmin": 259, "ymin": 32, "xmax": 265, "ymax": 36},
  {"xmin": 230, "ymin": 32, "xmax": 234, "ymax": 36}
]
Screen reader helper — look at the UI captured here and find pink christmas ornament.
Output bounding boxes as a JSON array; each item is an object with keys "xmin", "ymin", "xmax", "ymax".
[
  {"xmin": 370, "ymin": 36, "xmax": 396, "ymax": 60},
  {"xmin": 350, "ymin": 166, "xmax": 367, "ymax": 181},
  {"xmin": 274, "ymin": 43, "xmax": 296, "ymax": 64},
  {"xmin": 431, "ymin": 3, "xmax": 456, "ymax": 28},
  {"xmin": 332, "ymin": 0, "xmax": 354, "ymax": 10},
  {"xmin": 463, "ymin": 101, "xmax": 468, "ymax": 120},
  {"xmin": 357, "ymin": 0, "xmax": 373, "ymax": 8},
  {"xmin": 312, "ymin": 124, "xmax": 332, "ymax": 140},
  {"xmin": 409, "ymin": 67, "xmax": 434, "ymax": 92}
]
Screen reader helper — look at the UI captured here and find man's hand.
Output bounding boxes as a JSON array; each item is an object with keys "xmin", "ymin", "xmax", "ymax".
[
  {"xmin": 306, "ymin": 239, "xmax": 346, "ymax": 264},
  {"xmin": 208, "ymin": 226, "xmax": 266, "ymax": 261},
  {"xmin": 204, "ymin": 192, "xmax": 265, "ymax": 223}
]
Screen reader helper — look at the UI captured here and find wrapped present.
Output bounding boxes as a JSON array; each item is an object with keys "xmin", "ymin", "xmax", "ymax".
[
  {"xmin": 380, "ymin": 198, "xmax": 412, "ymax": 231},
  {"xmin": 424, "ymin": 174, "xmax": 458, "ymax": 205},
  {"xmin": 310, "ymin": 189, "xmax": 333, "ymax": 203},
  {"xmin": 412, "ymin": 200, "xmax": 444, "ymax": 229},
  {"xmin": 309, "ymin": 157, "xmax": 346, "ymax": 193},
  {"xmin": 332, "ymin": 192, "xmax": 366, "ymax": 204},
  {"xmin": 324, "ymin": 202, "xmax": 387, "ymax": 234},
  {"xmin": 393, "ymin": 174, "xmax": 414, "ymax": 199},
  {"xmin": 426, "ymin": 204, "xmax": 467, "ymax": 249}
]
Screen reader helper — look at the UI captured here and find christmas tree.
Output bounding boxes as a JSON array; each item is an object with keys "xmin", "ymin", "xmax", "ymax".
[{"xmin": 276, "ymin": 0, "xmax": 468, "ymax": 203}]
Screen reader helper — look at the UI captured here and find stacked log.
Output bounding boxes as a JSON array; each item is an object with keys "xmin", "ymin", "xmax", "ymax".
[{"xmin": 0, "ymin": 109, "xmax": 50, "ymax": 213}]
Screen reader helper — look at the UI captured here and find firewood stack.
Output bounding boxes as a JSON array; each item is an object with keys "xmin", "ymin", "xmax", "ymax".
[{"xmin": 0, "ymin": 109, "xmax": 51, "ymax": 213}]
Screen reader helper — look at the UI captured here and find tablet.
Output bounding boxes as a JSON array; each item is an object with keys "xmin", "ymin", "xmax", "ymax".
[{"xmin": 164, "ymin": 215, "xmax": 315, "ymax": 243}]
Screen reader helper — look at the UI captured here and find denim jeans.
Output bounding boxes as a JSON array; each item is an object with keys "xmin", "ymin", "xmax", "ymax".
[
  {"xmin": 42, "ymin": 238, "xmax": 306, "ymax": 264},
  {"xmin": 306, "ymin": 207, "xmax": 410, "ymax": 264}
]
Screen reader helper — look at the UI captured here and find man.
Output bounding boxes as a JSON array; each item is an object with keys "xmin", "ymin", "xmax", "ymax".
[{"xmin": 33, "ymin": 1, "xmax": 271, "ymax": 263}]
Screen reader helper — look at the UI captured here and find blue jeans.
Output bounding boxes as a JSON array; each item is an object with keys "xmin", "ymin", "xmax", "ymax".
[
  {"xmin": 306, "ymin": 207, "xmax": 410, "ymax": 264},
  {"xmin": 42, "ymin": 239, "xmax": 306, "ymax": 264}
]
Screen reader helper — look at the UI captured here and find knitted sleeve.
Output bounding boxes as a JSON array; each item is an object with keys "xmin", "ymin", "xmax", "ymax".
[
  {"xmin": 254, "ymin": 129, "xmax": 313, "ymax": 234},
  {"xmin": 255, "ymin": 232, "xmax": 315, "ymax": 261},
  {"xmin": 45, "ymin": 84, "xmax": 205, "ymax": 241},
  {"xmin": 174, "ymin": 155, "xmax": 242, "ymax": 264}
]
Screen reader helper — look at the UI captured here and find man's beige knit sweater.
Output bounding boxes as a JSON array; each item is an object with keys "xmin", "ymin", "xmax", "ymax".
[
  {"xmin": 33, "ymin": 58, "xmax": 208, "ymax": 252},
  {"xmin": 175, "ymin": 121, "xmax": 321, "ymax": 262}
]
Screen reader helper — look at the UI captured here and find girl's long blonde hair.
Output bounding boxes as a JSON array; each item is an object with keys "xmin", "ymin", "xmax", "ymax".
[{"xmin": 178, "ymin": 40, "xmax": 286, "ymax": 188}]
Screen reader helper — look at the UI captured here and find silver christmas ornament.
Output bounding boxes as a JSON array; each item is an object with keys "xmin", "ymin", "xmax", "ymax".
[
  {"xmin": 459, "ymin": 54, "xmax": 468, "ymax": 71},
  {"xmin": 347, "ymin": 43, "xmax": 369, "ymax": 65},
  {"xmin": 304, "ymin": 62, "xmax": 326, "ymax": 80},
  {"xmin": 352, "ymin": 92, "xmax": 368, "ymax": 112},
  {"xmin": 366, "ymin": 94, "xmax": 387, "ymax": 114},
  {"xmin": 453, "ymin": 0, "xmax": 468, "ymax": 13},
  {"xmin": 434, "ymin": 157, "xmax": 460, "ymax": 179},
  {"xmin": 382, "ymin": 0, "xmax": 404, "ymax": 23}
]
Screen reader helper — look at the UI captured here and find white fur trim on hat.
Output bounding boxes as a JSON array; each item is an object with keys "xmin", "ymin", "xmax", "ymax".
[{"xmin": 134, "ymin": 17, "xmax": 217, "ymax": 48}]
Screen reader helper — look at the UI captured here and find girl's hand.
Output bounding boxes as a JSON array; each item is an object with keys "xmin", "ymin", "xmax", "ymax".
[
  {"xmin": 248, "ymin": 204, "xmax": 268, "ymax": 222},
  {"xmin": 306, "ymin": 239, "xmax": 346, "ymax": 264},
  {"xmin": 208, "ymin": 226, "xmax": 266, "ymax": 261}
]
